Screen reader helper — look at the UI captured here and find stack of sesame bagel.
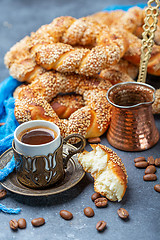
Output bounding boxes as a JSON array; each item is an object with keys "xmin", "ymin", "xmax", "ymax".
[{"xmin": 4, "ymin": 6, "xmax": 160, "ymax": 141}]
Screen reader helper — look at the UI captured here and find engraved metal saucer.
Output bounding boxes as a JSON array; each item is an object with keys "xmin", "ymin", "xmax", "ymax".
[{"xmin": 0, "ymin": 143, "xmax": 85, "ymax": 196}]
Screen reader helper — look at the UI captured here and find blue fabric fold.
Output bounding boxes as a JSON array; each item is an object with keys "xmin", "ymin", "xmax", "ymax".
[
  {"xmin": 0, "ymin": 203, "xmax": 21, "ymax": 214},
  {"xmin": 0, "ymin": 77, "xmax": 20, "ymax": 156},
  {"xmin": 0, "ymin": 77, "xmax": 21, "ymax": 214},
  {"xmin": 103, "ymin": 3, "xmax": 146, "ymax": 11},
  {"xmin": 0, "ymin": 156, "xmax": 16, "ymax": 181}
]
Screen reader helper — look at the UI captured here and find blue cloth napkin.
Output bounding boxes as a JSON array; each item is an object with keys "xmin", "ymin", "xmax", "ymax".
[
  {"xmin": 0, "ymin": 76, "xmax": 20, "ymax": 181},
  {"xmin": 0, "ymin": 77, "xmax": 20, "ymax": 156},
  {"xmin": 0, "ymin": 77, "xmax": 21, "ymax": 214}
]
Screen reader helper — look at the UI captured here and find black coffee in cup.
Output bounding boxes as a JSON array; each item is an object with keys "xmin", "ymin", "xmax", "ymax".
[{"xmin": 18, "ymin": 126, "xmax": 57, "ymax": 145}]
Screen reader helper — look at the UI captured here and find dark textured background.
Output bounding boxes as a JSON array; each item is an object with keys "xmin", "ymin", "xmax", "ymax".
[{"xmin": 0, "ymin": 1, "xmax": 160, "ymax": 240}]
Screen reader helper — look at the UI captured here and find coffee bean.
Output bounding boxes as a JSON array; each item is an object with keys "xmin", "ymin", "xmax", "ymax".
[
  {"xmin": 84, "ymin": 207, "xmax": 94, "ymax": 218},
  {"xmin": 94, "ymin": 197, "xmax": 108, "ymax": 208},
  {"xmin": 0, "ymin": 122, "xmax": 5, "ymax": 126},
  {"xmin": 154, "ymin": 184, "xmax": 160, "ymax": 193},
  {"xmin": 145, "ymin": 165, "xmax": 156, "ymax": 175},
  {"xmin": 0, "ymin": 189, "xmax": 7, "ymax": 199},
  {"xmin": 59, "ymin": 210, "xmax": 73, "ymax": 220},
  {"xmin": 88, "ymin": 137, "xmax": 101, "ymax": 144},
  {"xmin": 147, "ymin": 156, "xmax": 155, "ymax": 165},
  {"xmin": 117, "ymin": 208, "xmax": 129, "ymax": 219},
  {"xmin": 135, "ymin": 161, "xmax": 148, "ymax": 168},
  {"xmin": 9, "ymin": 219, "xmax": 18, "ymax": 230},
  {"xmin": 96, "ymin": 221, "xmax": 106, "ymax": 232},
  {"xmin": 155, "ymin": 158, "xmax": 160, "ymax": 167},
  {"xmin": 18, "ymin": 218, "xmax": 26, "ymax": 229},
  {"xmin": 143, "ymin": 174, "xmax": 157, "ymax": 181},
  {"xmin": 31, "ymin": 218, "xmax": 45, "ymax": 227},
  {"xmin": 134, "ymin": 157, "xmax": 146, "ymax": 163},
  {"xmin": 91, "ymin": 192, "xmax": 101, "ymax": 201}
]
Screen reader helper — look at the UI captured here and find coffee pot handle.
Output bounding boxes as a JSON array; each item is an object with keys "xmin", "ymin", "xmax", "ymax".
[{"xmin": 63, "ymin": 134, "xmax": 86, "ymax": 168}]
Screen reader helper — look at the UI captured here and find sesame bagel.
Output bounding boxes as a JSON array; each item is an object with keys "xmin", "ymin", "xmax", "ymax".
[
  {"xmin": 78, "ymin": 144, "xmax": 128, "ymax": 201},
  {"xmin": 14, "ymin": 71, "xmax": 112, "ymax": 140},
  {"xmin": 4, "ymin": 16, "xmax": 128, "ymax": 80}
]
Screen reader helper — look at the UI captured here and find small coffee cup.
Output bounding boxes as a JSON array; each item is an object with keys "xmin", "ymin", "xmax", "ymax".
[{"xmin": 12, "ymin": 120, "xmax": 86, "ymax": 189}]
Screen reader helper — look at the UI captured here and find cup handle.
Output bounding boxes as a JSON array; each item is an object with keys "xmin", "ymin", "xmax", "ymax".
[{"xmin": 63, "ymin": 134, "xmax": 86, "ymax": 168}]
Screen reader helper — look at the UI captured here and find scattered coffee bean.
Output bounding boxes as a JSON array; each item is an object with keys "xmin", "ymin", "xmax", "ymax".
[
  {"xmin": 0, "ymin": 189, "xmax": 7, "ymax": 199},
  {"xmin": 117, "ymin": 208, "xmax": 129, "ymax": 219},
  {"xmin": 91, "ymin": 192, "xmax": 101, "ymax": 201},
  {"xmin": 155, "ymin": 158, "xmax": 160, "ymax": 167},
  {"xmin": 31, "ymin": 218, "xmax": 45, "ymax": 227},
  {"xmin": 9, "ymin": 219, "xmax": 18, "ymax": 230},
  {"xmin": 18, "ymin": 218, "xmax": 26, "ymax": 229},
  {"xmin": 143, "ymin": 174, "xmax": 157, "ymax": 181},
  {"xmin": 154, "ymin": 184, "xmax": 160, "ymax": 193},
  {"xmin": 134, "ymin": 157, "xmax": 146, "ymax": 163},
  {"xmin": 84, "ymin": 207, "xmax": 94, "ymax": 218},
  {"xmin": 88, "ymin": 137, "xmax": 101, "ymax": 144},
  {"xmin": 96, "ymin": 221, "xmax": 106, "ymax": 232},
  {"xmin": 135, "ymin": 161, "xmax": 148, "ymax": 168},
  {"xmin": 145, "ymin": 165, "xmax": 156, "ymax": 175},
  {"xmin": 59, "ymin": 210, "xmax": 73, "ymax": 220},
  {"xmin": 94, "ymin": 197, "xmax": 108, "ymax": 208},
  {"xmin": 147, "ymin": 156, "xmax": 155, "ymax": 165}
]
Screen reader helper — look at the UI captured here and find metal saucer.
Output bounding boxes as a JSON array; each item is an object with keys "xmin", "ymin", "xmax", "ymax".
[{"xmin": 0, "ymin": 143, "xmax": 85, "ymax": 196}]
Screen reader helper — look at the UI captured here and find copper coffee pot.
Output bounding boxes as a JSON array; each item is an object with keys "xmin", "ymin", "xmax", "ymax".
[
  {"xmin": 106, "ymin": 82, "xmax": 159, "ymax": 151},
  {"xmin": 106, "ymin": 0, "xmax": 160, "ymax": 151}
]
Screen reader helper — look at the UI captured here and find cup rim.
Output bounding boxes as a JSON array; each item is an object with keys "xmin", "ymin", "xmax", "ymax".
[
  {"xmin": 106, "ymin": 82, "xmax": 155, "ymax": 109},
  {"xmin": 12, "ymin": 138, "xmax": 63, "ymax": 157},
  {"xmin": 14, "ymin": 120, "xmax": 60, "ymax": 148}
]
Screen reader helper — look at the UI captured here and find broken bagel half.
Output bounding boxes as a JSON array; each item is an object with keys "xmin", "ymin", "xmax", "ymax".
[{"xmin": 78, "ymin": 144, "xmax": 128, "ymax": 201}]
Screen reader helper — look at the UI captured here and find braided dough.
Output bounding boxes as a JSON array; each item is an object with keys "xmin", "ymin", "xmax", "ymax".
[
  {"xmin": 5, "ymin": 7, "xmax": 160, "ymax": 123},
  {"xmin": 14, "ymin": 72, "xmax": 112, "ymax": 140},
  {"xmin": 78, "ymin": 144, "xmax": 128, "ymax": 201},
  {"xmin": 4, "ymin": 16, "xmax": 128, "ymax": 80},
  {"xmin": 5, "ymin": 8, "xmax": 160, "ymax": 80},
  {"xmin": 123, "ymin": 31, "xmax": 160, "ymax": 76},
  {"xmin": 90, "ymin": 7, "xmax": 160, "ymax": 76},
  {"xmin": 100, "ymin": 59, "xmax": 138, "ymax": 85},
  {"xmin": 90, "ymin": 6, "xmax": 143, "ymax": 33}
]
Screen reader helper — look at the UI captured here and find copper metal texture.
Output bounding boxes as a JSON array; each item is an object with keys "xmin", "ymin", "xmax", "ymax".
[
  {"xmin": 138, "ymin": 0, "xmax": 159, "ymax": 83},
  {"xmin": 0, "ymin": 144, "xmax": 85, "ymax": 196},
  {"xmin": 106, "ymin": 82, "xmax": 159, "ymax": 151},
  {"xmin": 12, "ymin": 134, "xmax": 86, "ymax": 189}
]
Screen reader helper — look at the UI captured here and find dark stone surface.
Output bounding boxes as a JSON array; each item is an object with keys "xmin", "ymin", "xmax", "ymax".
[{"xmin": 0, "ymin": 0, "xmax": 160, "ymax": 240}]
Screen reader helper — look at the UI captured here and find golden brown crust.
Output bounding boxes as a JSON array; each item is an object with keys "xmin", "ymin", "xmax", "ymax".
[
  {"xmin": 78, "ymin": 144, "xmax": 127, "ymax": 201},
  {"xmin": 5, "ymin": 15, "xmax": 129, "ymax": 79},
  {"xmin": 90, "ymin": 7, "xmax": 160, "ymax": 77},
  {"xmin": 152, "ymin": 89, "xmax": 160, "ymax": 114},
  {"xmin": 14, "ymin": 72, "xmax": 112, "ymax": 140},
  {"xmin": 50, "ymin": 94, "xmax": 85, "ymax": 119},
  {"xmin": 100, "ymin": 59, "xmax": 138, "ymax": 85},
  {"xmin": 89, "ymin": 10, "xmax": 125, "ymax": 27},
  {"xmin": 90, "ymin": 7, "xmax": 143, "ymax": 33},
  {"xmin": 133, "ymin": 9, "xmax": 160, "ymax": 46},
  {"xmin": 31, "ymin": 26, "xmax": 128, "ymax": 76},
  {"xmin": 123, "ymin": 31, "xmax": 160, "ymax": 76},
  {"xmin": 97, "ymin": 144, "xmax": 127, "ymax": 183},
  {"xmin": 4, "ymin": 8, "xmax": 160, "ymax": 80}
]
